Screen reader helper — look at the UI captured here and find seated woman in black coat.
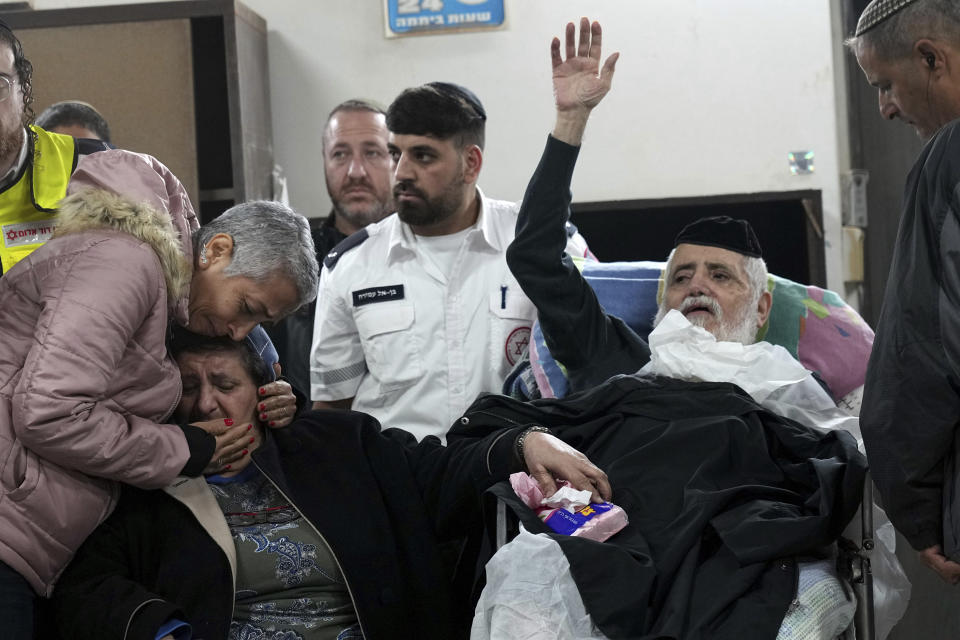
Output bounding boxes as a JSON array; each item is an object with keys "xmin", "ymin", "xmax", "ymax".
[{"xmin": 48, "ymin": 327, "xmax": 609, "ymax": 640}]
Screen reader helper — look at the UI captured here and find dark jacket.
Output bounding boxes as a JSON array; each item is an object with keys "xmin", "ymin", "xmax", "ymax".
[
  {"xmin": 48, "ymin": 409, "xmax": 525, "ymax": 640},
  {"xmin": 451, "ymin": 375, "xmax": 867, "ymax": 640},
  {"xmin": 506, "ymin": 136, "xmax": 651, "ymax": 394},
  {"xmin": 266, "ymin": 213, "xmax": 347, "ymax": 395},
  {"xmin": 861, "ymin": 118, "xmax": 960, "ymax": 555}
]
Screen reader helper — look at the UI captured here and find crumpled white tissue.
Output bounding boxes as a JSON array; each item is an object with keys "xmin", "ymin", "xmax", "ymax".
[
  {"xmin": 639, "ymin": 310, "xmax": 863, "ymax": 448},
  {"xmin": 543, "ymin": 485, "xmax": 592, "ymax": 512}
]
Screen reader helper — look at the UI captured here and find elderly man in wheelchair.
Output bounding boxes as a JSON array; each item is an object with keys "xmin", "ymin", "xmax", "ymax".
[{"xmin": 459, "ymin": 18, "xmax": 909, "ymax": 640}]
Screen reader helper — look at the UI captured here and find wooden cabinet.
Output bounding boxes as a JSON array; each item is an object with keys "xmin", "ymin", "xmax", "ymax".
[{"xmin": 3, "ymin": 0, "xmax": 273, "ymax": 223}]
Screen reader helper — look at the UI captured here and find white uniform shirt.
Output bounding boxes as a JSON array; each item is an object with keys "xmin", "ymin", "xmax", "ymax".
[{"xmin": 311, "ymin": 188, "xmax": 591, "ymax": 441}]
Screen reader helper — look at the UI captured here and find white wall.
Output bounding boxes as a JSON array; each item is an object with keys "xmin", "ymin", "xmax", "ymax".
[{"xmin": 31, "ymin": 0, "xmax": 850, "ymax": 290}]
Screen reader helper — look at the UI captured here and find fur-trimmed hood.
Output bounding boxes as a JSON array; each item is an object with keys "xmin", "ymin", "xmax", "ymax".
[
  {"xmin": 55, "ymin": 188, "xmax": 191, "ymax": 301},
  {"xmin": 55, "ymin": 150, "xmax": 200, "ymax": 323}
]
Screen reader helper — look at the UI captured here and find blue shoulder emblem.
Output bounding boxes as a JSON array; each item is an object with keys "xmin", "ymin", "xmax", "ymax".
[{"xmin": 324, "ymin": 229, "xmax": 370, "ymax": 270}]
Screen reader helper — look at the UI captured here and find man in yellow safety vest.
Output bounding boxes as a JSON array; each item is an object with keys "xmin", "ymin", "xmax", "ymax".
[{"xmin": 0, "ymin": 19, "xmax": 110, "ymax": 275}]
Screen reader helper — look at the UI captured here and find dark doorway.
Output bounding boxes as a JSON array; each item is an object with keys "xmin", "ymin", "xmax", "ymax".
[{"xmin": 570, "ymin": 190, "xmax": 825, "ymax": 287}]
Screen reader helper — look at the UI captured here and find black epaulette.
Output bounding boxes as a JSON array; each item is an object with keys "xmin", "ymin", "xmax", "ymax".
[
  {"xmin": 76, "ymin": 138, "xmax": 115, "ymax": 156},
  {"xmin": 323, "ymin": 228, "xmax": 370, "ymax": 270},
  {"xmin": 564, "ymin": 221, "xmax": 580, "ymax": 238}
]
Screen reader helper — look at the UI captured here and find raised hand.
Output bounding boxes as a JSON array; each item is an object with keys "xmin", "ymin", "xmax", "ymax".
[{"xmin": 552, "ymin": 17, "xmax": 619, "ymax": 115}]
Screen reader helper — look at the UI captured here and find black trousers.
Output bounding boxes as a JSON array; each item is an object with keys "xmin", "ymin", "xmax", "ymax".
[{"xmin": 0, "ymin": 560, "xmax": 35, "ymax": 640}]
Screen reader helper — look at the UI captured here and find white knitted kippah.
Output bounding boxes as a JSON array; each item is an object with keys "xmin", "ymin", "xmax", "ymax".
[{"xmin": 855, "ymin": 0, "xmax": 922, "ymax": 36}]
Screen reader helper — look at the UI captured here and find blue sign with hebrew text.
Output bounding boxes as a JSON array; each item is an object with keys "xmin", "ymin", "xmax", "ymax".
[{"xmin": 386, "ymin": 0, "xmax": 505, "ymax": 36}]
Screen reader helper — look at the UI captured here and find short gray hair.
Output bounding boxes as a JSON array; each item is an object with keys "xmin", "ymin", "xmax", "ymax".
[
  {"xmin": 194, "ymin": 200, "xmax": 319, "ymax": 308},
  {"xmin": 322, "ymin": 98, "xmax": 387, "ymax": 152},
  {"xmin": 846, "ymin": 0, "xmax": 960, "ymax": 60},
  {"xmin": 742, "ymin": 253, "xmax": 769, "ymax": 308}
]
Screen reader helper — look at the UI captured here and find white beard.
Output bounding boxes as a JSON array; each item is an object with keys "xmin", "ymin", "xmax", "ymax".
[
  {"xmin": 654, "ymin": 295, "xmax": 758, "ymax": 345},
  {"xmin": 712, "ymin": 311, "xmax": 758, "ymax": 345}
]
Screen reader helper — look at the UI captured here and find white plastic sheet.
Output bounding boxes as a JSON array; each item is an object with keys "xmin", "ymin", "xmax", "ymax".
[{"xmin": 641, "ymin": 311, "xmax": 863, "ymax": 447}]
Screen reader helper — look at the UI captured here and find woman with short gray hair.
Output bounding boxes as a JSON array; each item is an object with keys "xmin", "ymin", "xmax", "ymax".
[
  {"xmin": 189, "ymin": 199, "xmax": 319, "ymax": 339},
  {"xmin": 194, "ymin": 200, "xmax": 319, "ymax": 314},
  {"xmin": 0, "ymin": 148, "xmax": 317, "ymax": 634}
]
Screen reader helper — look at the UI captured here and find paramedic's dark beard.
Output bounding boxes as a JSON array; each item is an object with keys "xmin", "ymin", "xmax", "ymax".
[{"xmin": 394, "ymin": 172, "xmax": 466, "ymax": 228}]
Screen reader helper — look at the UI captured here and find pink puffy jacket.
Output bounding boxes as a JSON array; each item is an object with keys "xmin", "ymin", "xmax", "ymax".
[{"xmin": 0, "ymin": 150, "xmax": 203, "ymax": 595}]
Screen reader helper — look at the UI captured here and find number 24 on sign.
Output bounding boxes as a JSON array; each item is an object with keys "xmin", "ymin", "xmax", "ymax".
[{"xmin": 398, "ymin": 0, "xmax": 444, "ymax": 14}]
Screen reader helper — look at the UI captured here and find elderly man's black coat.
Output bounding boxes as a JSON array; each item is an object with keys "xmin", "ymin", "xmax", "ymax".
[{"xmin": 451, "ymin": 375, "xmax": 867, "ymax": 640}]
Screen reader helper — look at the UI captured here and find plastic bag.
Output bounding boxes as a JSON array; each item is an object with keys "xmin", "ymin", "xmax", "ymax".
[
  {"xmin": 471, "ymin": 527, "xmax": 609, "ymax": 640},
  {"xmin": 869, "ymin": 505, "xmax": 912, "ymax": 640}
]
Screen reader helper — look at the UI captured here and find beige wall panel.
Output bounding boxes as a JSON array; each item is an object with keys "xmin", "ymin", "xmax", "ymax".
[{"xmin": 18, "ymin": 19, "xmax": 199, "ymax": 207}]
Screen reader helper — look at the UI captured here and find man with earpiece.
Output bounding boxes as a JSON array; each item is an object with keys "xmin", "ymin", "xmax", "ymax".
[{"xmin": 848, "ymin": 0, "xmax": 960, "ymax": 586}]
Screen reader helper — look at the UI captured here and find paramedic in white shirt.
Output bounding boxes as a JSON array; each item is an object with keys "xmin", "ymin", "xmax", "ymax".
[{"xmin": 310, "ymin": 82, "xmax": 591, "ymax": 441}]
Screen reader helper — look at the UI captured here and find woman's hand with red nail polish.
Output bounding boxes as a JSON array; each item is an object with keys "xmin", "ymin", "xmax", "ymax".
[
  {"xmin": 195, "ymin": 420, "xmax": 254, "ymax": 475},
  {"xmin": 256, "ymin": 380, "xmax": 297, "ymax": 429}
]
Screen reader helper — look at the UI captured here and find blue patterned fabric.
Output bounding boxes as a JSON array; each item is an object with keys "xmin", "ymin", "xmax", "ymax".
[{"xmin": 207, "ymin": 466, "xmax": 358, "ymax": 639}]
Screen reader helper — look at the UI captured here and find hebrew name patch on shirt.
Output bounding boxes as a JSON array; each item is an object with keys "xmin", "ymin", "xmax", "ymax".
[{"xmin": 352, "ymin": 284, "xmax": 405, "ymax": 307}]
